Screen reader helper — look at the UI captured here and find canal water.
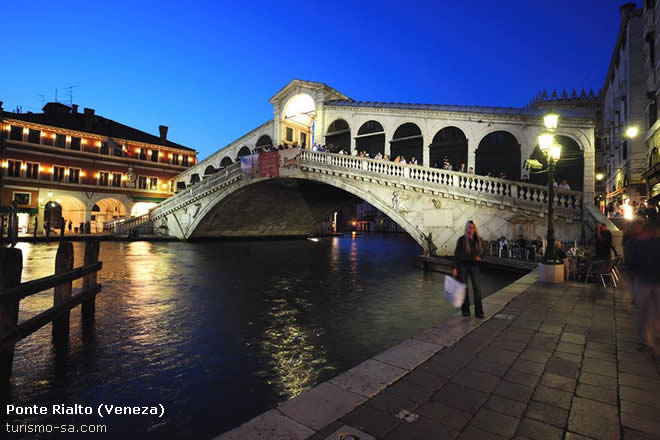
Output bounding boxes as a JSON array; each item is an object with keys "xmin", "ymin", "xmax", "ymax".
[{"xmin": 3, "ymin": 235, "xmax": 523, "ymax": 438}]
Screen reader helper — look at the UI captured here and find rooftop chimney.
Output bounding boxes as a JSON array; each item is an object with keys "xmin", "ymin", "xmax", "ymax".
[
  {"xmin": 620, "ymin": 2, "xmax": 636, "ymax": 20},
  {"xmin": 159, "ymin": 125, "xmax": 168, "ymax": 145},
  {"xmin": 72, "ymin": 104, "xmax": 78, "ymax": 114},
  {"xmin": 0, "ymin": 101, "xmax": 3, "ymax": 112},
  {"xmin": 83, "ymin": 107, "xmax": 95, "ymax": 131}
]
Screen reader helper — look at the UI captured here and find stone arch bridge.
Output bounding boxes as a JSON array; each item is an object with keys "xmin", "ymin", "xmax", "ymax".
[{"xmin": 129, "ymin": 150, "xmax": 605, "ymax": 256}]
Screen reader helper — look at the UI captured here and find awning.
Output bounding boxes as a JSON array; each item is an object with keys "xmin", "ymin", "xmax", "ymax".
[
  {"xmin": 130, "ymin": 196, "xmax": 167, "ymax": 203},
  {"xmin": 606, "ymin": 187, "xmax": 625, "ymax": 199}
]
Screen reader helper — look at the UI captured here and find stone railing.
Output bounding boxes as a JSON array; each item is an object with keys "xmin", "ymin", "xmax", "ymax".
[
  {"xmin": 150, "ymin": 162, "xmax": 243, "ymax": 219},
  {"xmin": 299, "ymin": 150, "xmax": 584, "ymax": 216}
]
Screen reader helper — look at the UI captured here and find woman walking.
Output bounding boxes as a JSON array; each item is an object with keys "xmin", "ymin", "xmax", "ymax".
[{"xmin": 452, "ymin": 220, "xmax": 485, "ymax": 318}]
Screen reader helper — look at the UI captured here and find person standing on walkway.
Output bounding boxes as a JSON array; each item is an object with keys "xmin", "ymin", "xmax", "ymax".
[
  {"xmin": 452, "ymin": 220, "xmax": 485, "ymax": 318},
  {"xmin": 594, "ymin": 223, "xmax": 617, "ymax": 260},
  {"xmin": 626, "ymin": 217, "xmax": 660, "ymax": 353}
]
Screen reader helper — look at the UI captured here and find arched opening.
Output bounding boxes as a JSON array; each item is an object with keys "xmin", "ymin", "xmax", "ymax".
[
  {"xmin": 391, "ymin": 123, "xmax": 423, "ymax": 163},
  {"xmin": 356, "ymin": 120, "xmax": 385, "ymax": 157},
  {"xmin": 237, "ymin": 146, "xmax": 251, "ymax": 159},
  {"xmin": 476, "ymin": 131, "xmax": 521, "ymax": 179},
  {"xmin": 204, "ymin": 165, "xmax": 216, "ymax": 176},
  {"xmin": 44, "ymin": 201, "xmax": 63, "ymax": 230},
  {"xmin": 325, "ymin": 119, "xmax": 351, "ymax": 153},
  {"xmin": 528, "ymin": 135, "xmax": 583, "ymax": 191},
  {"xmin": 256, "ymin": 134, "xmax": 273, "ymax": 150},
  {"xmin": 430, "ymin": 127, "xmax": 468, "ymax": 170},
  {"xmin": 91, "ymin": 198, "xmax": 126, "ymax": 233},
  {"xmin": 282, "ymin": 94, "xmax": 315, "ymax": 148},
  {"xmin": 220, "ymin": 156, "xmax": 233, "ymax": 168},
  {"xmin": 131, "ymin": 202, "xmax": 158, "ymax": 217}
]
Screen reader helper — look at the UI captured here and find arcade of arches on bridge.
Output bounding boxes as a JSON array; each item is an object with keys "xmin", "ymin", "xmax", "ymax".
[{"xmin": 180, "ymin": 80, "xmax": 595, "ymax": 201}]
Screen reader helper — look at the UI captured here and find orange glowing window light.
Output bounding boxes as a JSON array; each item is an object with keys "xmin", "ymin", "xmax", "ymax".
[
  {"xmin": 81, "ymin": 139, "xmax": 87, "ymax": 145},
  {"xmin": 96, "ymin": 141, "xmax": 102, "ymax": 147},
  {"xmin": 50, "ymin": 133, "xmax": 56, "ymax": 139}
]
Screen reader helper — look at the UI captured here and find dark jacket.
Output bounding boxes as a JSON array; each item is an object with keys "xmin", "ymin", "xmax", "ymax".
[
  {"xmin": 594, "ymin": 230, "xmax": 617, "ymax": 259},
  {"xmin": 454, "ymin": 235, "xmax": 484, "ymax": 268},
  {"xmin": 627, "ymin": 237, "xmax": 660, "ymax": 282}
]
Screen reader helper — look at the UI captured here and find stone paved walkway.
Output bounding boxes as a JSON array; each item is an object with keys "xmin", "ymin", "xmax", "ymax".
[{"xmin": 216, "ymin": 273, "xmax": 660, "ymax": 440}]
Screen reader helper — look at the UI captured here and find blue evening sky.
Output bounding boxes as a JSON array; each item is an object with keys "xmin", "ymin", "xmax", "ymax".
[{"xmin": 2, "ymin": 0, "xmax": 630, "ymax": 159}]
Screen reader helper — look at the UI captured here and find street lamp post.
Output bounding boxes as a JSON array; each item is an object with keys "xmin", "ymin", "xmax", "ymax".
[{"xmin": 537, "ymin": 114, "xmax": 563, "ymax": 282}]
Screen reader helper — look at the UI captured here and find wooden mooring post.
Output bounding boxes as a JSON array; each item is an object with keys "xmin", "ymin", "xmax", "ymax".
[{"xmin": 0, "ymin": 240, "xmax": 103, "ymax": 385}]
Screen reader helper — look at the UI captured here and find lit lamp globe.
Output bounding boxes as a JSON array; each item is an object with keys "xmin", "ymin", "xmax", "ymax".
[
  {"xmin": 596, "ymin": 172, "xmax": 605, "ymax": 181},
  {"xmin": 625, "ymin": 126, "xmax": 639, "ymax": 138},
  {"xmin": 544, "ymin": 113, "xmax": 559, "ymax": 130}
]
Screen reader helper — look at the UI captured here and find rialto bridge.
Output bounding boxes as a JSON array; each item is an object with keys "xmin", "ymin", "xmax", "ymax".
[{"xmin": 121, "ymin": 80, "xmax": 611, "ymax": 255}]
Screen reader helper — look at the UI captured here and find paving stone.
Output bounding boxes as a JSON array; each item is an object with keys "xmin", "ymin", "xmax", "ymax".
[
  {"xmin": 415, "ymin": 401, "xmax": 472, "ymax": 431},
  {"xmin": 583, "ymin": 350, "xmax": 617, "ymax": 362},
  {"xmin": 365, "ymin": 389, "xmax": 418, "ymax": 417},
  {"xmin": 565, "ymin": 325, "xmax": 590, "ymax": 335},
  {"xmin": 533, "ymin": 385, "xmax": 573, "ymax": 410},
  {"xmin": 621, "ymin": 427, "xmax": 659, "ymax": 440},
  {"xmin": 329, "ymin": 359, "xmax": 408, "ymax": 398},
  {"xmin": 578, "ymin": 372, "xmax": 617, "ymax": 390},
  {"xmin": 382, "ymin": 415, "xmax": 458, "ymax": 440},
  {"xmin": 618, "ymin": 360, "xmax": 659, "ymax": 378},
  {"xmin": 484, "ymin": 395, "xmax": 527, "ymax": 418},
  {"xmin": 373, "ymin": 338, "xmax": 441, "ymax": 371},
  {"xmin": 619, "ymin": 386, "xmax": 660, "ymax": 409},
  {"xmin": 554, "ymin": 352, "xmax": 583, "ymax": 364},
  {"xmin": 517, "ymin": 417, "xmax": 564, "ymax": 440},
  {"xmin": 451, "ymin": 367, "xmax": 501, "ymax": 393},
  {"xmin": 529, "ymin": 334, "xmax": 561, "ymax": 351},
  {"xmin": 492, "ymin": 337, "xmax": 529, "ymax": 352},
  {"xmin": 305, "ymin": 421, "xmax": 345, "ymax": 440},
  {"xmin": 557, "ymin": 342, "xmax": 584, "ymax": 355},
  {"xmin": 545, "ymin": 357, "xmax": 580, "ymax": 379},
  {"xmin": 620, "ymin": 412, "xmax": 660, "ymax": 438},
  {"xmin": 520, "ymin": 349, "xmax": 553, "ymax": 363},
  {"xmin": 525, "ymin": 401, "xmax": 569, "ymax": 428},
  {"xmin": 479, "ymin": 346, "xmax": 520, "ymax": 367},
  {"xmin": 386, "ymin": 377, "xmax": 438, "ymax": 403},
  {"xmin": 619, "ymin": 373, "xmax": 660, "ymax": 391},
  {"xmin": 620, "ymin": 399, "xmax": 660, "ymax": 421},
  {"xmin": 340, "ymin": 404, "xmax": 400, "ymax": 438},
  {"xmin": 568, "ymin": 397, "xmax": 620, "ymax": 440},
  {"xmin": 319, "ymin": 425, "xmax": 376, "ymax": 440},
  {"xmin": 457, "ymin": 425, "xmax": 507, "ymax": 440},
  {"xmin": 397, "ymin": 369, "xmax": 447, "ymax": 391},
  {"xmin": 505, "ymin": 369, "xmax": 541, "ymax": 387},
  {"xmin": 470, "ymin": 407, "xmax": 520, "ymax": 438},
  {"xmin": 540, "ymin": 372, "xmax": 577, "ymax": 393},
  {"xmin": 512, "ymin": 319, "xmax": 542, "ymax": 331},
  {"xmin": 585, "ymin": 342, "xmax": 616, "ymax": 353},
  {"xmin": 540, "ymin": 323, "xmax": 565, "ymax": 335},
  {"xmin": 564, "ymin": 432, "xmax": 594, "ymax": 440},
  {"xmin": 512, "ymin": 359, "xmax": 547, "ymax": 376},
  {"xmin": 431, "ymin": 382, "xmax": 490, "ymax": 414},
  {"xmin": 215, "ymin": 409, "xmax": 315, "ymax": 440},
  {"xmin": 466, "ymin": 358, "xmax": 510, "ymax": 377},
  {"xmin": 582, "ymin": 358, "xmax": 617, "ymax": 378},
  {"xmin": 494, "ymin": 380, "xmax": 535, "ymax": 403},
  {"xmin": 561, "ymin": 333, "xmax": 586, "ymax": 345},
  {"xmin": 575, "ymin": 383, "xmax": 618, "ymax": 405}
]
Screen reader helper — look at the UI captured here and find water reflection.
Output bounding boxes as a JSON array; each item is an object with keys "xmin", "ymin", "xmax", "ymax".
[{"xmin": 4, "ymin": 235, "xmax": 522, "ymax": 438}]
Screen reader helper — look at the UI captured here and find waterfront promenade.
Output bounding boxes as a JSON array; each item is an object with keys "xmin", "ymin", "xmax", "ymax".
[{"xmin": 216, "ymin": 272, "xmax": 660, "ymax": 440}]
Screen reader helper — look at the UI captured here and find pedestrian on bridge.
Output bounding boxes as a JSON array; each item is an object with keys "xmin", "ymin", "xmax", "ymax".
[{"xmin": 452, "ymin": 220, "xmax": 485, "ymax": 318}]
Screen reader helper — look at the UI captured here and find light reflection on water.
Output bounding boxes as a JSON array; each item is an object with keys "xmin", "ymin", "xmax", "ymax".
[{"xmin": 2, "ymin": 235, "xmax": 522, "ymax": 438}]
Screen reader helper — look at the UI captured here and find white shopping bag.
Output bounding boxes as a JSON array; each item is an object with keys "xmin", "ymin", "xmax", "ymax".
[{"xmin": 444, "ymin": 276, "xmax": 467, "ymax": 308}]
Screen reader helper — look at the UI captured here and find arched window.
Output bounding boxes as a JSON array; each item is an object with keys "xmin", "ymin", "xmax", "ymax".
[
  {"xmin": 256, "ymin": 135, "xmax": 272, "ymax": 150},
  {"xmin": 220, "ymin": 156, "xmax": 233, "ymax": 167},
  {"xmin": 237, "ymin": 146, "xmax": 251, "ymax": 158},
  {"xmin": 391, "ymin": 123, "xmax": 422, "ymax": 163},
  {"xmin": 326, "ymin": 119, "xmax": 351, "ymax": 153},
  {"xmin": 528, "ymin": 135, "xmax": 583, "ymax": 190},
  {"xmin": 430, "ymin": 127, "xmax": 467, "ymax": 170},
  {"xmin": 356, "ymin": 120, "xmax": 385, "ymax": 157},
  {"xmin": 204, "ymin": 165, "xmax": 216, "ymax": 175},
  {"xmin": 476, "ymin": 131, "xmax": 521, "ymax": 180}
]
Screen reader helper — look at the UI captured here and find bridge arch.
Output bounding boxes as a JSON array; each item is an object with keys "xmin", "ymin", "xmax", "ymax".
[
  {"xmin": 325, "ymin": 119, "xmax": 351, "ymax": 153},
  {"xmin": 220, "ymin": 156, "xmax": 233, "ymax": 167},
  {"xmin": 528, "ymin": 135, "xmax": 584, "ymax": 191},
  {"xmin": 237, "ymin": 146, "xmax": 251, "ymax": 159},
  {"xmin": 391, "ymin": 122, "xmax": 423, "ymax": 163},
  {"xmin": 356, "ymin": 120, "xmax": 385, "ymax": 157},
  {"xmin": 256, "ymin": 134, "xmax": 273, "ymax": 150},
  {"xmin": 430, "ymin": 126, "xmax": 468, "ymax": 170},
  {"xmin": 204, "ymin": 165, "xmax": 216, "ymax": 176},
  {"xmin": 180, "ymin": 176, "xmax": 427, "ymax": 249},
  {"xmin": 476, "ymin": 130, "xmax": 521, "ymax": 179}
]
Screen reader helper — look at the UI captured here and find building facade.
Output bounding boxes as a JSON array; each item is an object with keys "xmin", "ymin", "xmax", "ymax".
[
  {"xmin": 601, "ymin": 3, "xmax": 647, "ymax": 216},
  {"xmin": 642, "ymin": 0, "xmax": 660, "ymax": 204},
  {"xmin": 0, "ymin": 101, "xmax": 196, "ymax": 234}
]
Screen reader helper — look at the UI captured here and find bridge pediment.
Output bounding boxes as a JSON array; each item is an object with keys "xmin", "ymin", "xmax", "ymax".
[{"xmin": 268, "ymin": 80, "xmax": 351, "ymax": 106}]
